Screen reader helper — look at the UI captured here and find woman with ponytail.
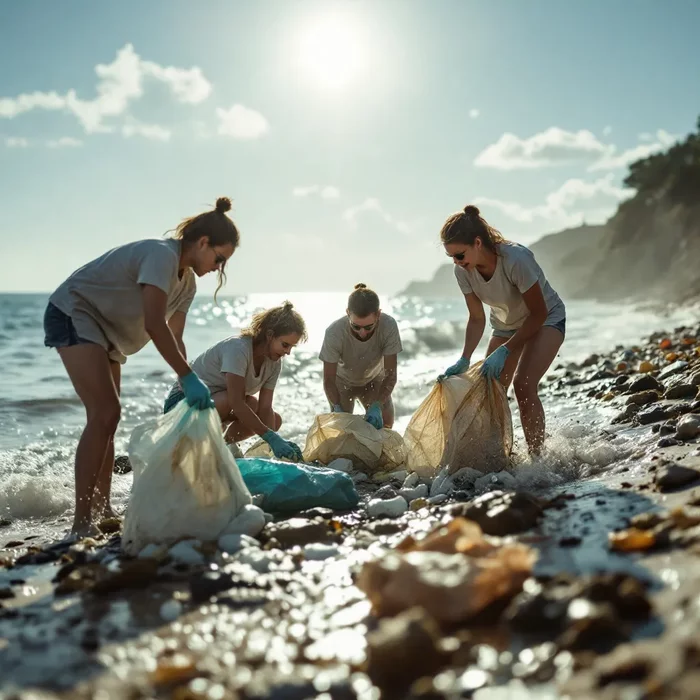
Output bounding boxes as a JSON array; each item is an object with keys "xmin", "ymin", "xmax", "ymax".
[
  {"xmin": 164, "ymin": 301, "xmax": 307, "ymax": 462},
  {"xmin": 439, "ymin": 205, "xmax": 566, "ymax": 455},
  {"xmin": 45, "ymin": 197, "xmax": 239, "ymax": 536}
]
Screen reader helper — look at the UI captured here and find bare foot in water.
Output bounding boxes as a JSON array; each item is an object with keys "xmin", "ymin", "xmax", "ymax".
[
  {"xmin": 70, "ymin": 519, "xmax": 103, "ymax": 540},
  {"xmin": 93, "ymin": 505, "xmax": 119, "ymax": 522}
]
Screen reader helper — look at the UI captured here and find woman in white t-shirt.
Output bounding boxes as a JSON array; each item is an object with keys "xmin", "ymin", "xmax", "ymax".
[
  {"xmin": 438, "ymin": 205, "xmax": 566, "ymax": 454},
  {"xmin": 164, "ymin": 302, "xmax": 307, "ymax": 462},
  {"xmin": 44, "ymin": 197, "xmax": 240, "ymax": 537}
]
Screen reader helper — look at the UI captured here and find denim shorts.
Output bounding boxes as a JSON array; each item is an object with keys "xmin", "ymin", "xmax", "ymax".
[
  {"xmin": 43, "ymin": 303, "xmax": 94, "ymax": 349},
  {"xmin": 491, "ymin": 316, "xmax": 566, "ymax": 340},
  {"xmin": 163, "ymin": 385, "xmax": 185, "ymax": 414}
]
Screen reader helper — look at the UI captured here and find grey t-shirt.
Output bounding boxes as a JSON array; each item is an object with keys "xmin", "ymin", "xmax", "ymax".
[
  {"xmin": 190, "ymin": 336, "xmax": 282, "ymax": 396},
  {"xmin": 454, "ymin": 242, "xmax": 565, "ymax": 331},
  {"xmin": 50, "ymin": 238, "xmax": 196, "ymax": 364},
  {"xmin": 320, "ymin": 313, "xmax": 403, "ymax": 387}
]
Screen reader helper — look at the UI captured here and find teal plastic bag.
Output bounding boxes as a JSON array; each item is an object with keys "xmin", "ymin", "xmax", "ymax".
[{"xmin": 237, "ymin": 457, "xmax": 360, "ymax": 513}]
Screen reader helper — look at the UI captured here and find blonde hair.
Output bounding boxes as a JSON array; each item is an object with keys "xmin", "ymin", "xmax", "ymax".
[
  {"xmin": 241, "ymin": 301, "xmax": 308, "ymax": 343},
  {"xmin": 171, "ymin": 197, "xmax": 240, "ymax": 299},
  {"xmin": 440, "ymin": 205, "xmax": 507, "ymax": 254}
]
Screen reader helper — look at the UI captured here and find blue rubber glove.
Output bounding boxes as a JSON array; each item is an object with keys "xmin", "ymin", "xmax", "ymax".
[
  {"xmin": 262, "ymin": 430, "xmax": 303, "ymax": 462},
  {"xmin": 364, "ymin": 401, "xmax": 384, "ymax": 430},
  {"xmin": 481, "ymin": 346, "xmax": 510, "ymax": 380},
  {"xmin": 438, "ymin": 356, "xmax": 470, "ymax": 382},
  {"xmin": 180, "ymin": 372, "xmax": 215, "ymax": 410},
  {"xmin": 331, "ymin": 404, "xmax": 344, "ymax": 413}
]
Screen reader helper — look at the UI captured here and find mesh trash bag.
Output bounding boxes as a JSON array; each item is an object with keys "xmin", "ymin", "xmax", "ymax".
[
  {"xmin": 404, "ymin": 362, "xmax": 512, "ymax": 477},
  {"xmin": 236, "ymin": 457, "xmax": 360, "ymax": 512},
  {"xmin": 303, "ymin": 413, "xmax": 407, "ymax": 473},
  {"xmin": 442, "ymin": 364, "xmax": 513, "ymax": 475},
  {"xmin": 122, "ymin": 402, "xmax": 252, "ymax": 555}
]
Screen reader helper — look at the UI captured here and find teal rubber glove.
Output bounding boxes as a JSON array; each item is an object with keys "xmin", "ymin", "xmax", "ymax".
[
  {"xmin": 262, "ymin": 429, "xmax": 303, "ymax": 462},
  {"xmin": 181, "ymin": 372, "xmax": 215, "ymax": 410},
  {"xmin": 438, "ymin": 356, "xmax": 470, "ymax": 382},
  {"xmin": 364, "ymin": 401, "xmax": 384, "ymax": 430},
  {"xmin": 481, "ymin": 346, "xmax": 510, "ymax": 380},
  {"xmin": 331, "ymin": 404, "xmax": 344, "ymax": 413}
]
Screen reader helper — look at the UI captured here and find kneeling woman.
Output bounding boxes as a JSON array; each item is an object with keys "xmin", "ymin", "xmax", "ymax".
[
  {"xmin": 165, "ymin": 301, "xmax": 306, "ymax": 461},
  {"xmin": 439, "ymin": 205, "xmax": 566, "ymax": 455}
]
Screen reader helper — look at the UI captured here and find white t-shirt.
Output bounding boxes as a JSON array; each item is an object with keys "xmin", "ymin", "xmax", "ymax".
[
  {"xmin": 454, "ymin": 242, "xmax": 565, "ymax": 332},
  {"xmin": 190, "ymin": 336, "xmax": 281, "ymax": 396},
  {"xmin": 319, "ymin": 313, "xmax": 403, "ymax": 387},
  {"xmin": 50, "ymin": 239, "xmax": 196, "ymax": 364}
]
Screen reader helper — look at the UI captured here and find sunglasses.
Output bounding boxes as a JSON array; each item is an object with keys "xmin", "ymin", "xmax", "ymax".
[
  {"xmin": 349, "ymin": 321, "xmax": 376, "ymax": 332},
  {"xmin": 211, "ymin": 248, "xmax": 227, "ymax": 266},
  {"xmin": 448, "ymin": 252, "xmax": 466, "ymax": 262}
]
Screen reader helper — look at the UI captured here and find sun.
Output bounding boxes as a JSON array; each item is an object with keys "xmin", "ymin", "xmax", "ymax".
[{"xmin": 296, "ymin": 12, "xmax": 369, "ymax": 91}]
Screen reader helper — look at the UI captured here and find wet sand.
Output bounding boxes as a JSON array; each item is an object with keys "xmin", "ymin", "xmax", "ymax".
[{"xmin": 2, "ymin": 322, "xmax": 700, "ymax": 699}]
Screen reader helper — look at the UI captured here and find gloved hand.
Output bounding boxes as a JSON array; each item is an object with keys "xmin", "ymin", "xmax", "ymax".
[
  {"xmin": 364, "ymin": 401, "xmax": 384, "ymax": 430},
  {"xmin": 331, "ymin": 404, "xmax": 344, "ymax": 413},
  {"xmin": 481, "ymin": 346, "xmax": 510, "ymax": 380},
  {"xmin": 438, "ymin": 355, "xmax": 470, "ymax": 382},
  {"xmin": 180, "ymin": 371, "xmax": 215, "ymax": 410},
  {"xmin": 262, "ymin": 429, "xmax": 303, "ymax": 462}
]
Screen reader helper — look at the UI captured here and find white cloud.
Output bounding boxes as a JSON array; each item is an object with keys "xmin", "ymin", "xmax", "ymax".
[
  {"xmin": 343, "ymin": 197, "xmax": 411, "ymax": 234},
  {"xmin": 475, "ymin": 126, "xmax": 679, "ymax": 171},
  {"xmin": 122, "ymin": 120, "xmax": 171, "ymax": 141},
  {"xmin": 469, "ymin": 108, "xmax": 480, "ymax": 119},
  {"xmin": 475, "ymin": 127, "xmax": 609, "ymax": 170},
  {"xmin": 293, "ymin": 185, "xmax": 340, "ymax": 199},
  {"xmin": 474, "ymin": 174, "xmax": 633, "ymax": 228},
  {"xmin": 0, "ymin": 44, "xmax": 211, "ymax": 135},
  {"xmin": 216, "ymin": 104, "xmax": 269, "ymax": 140},
  {"xmin": 47, "ymin": 137, "xmax": 83, "ymax": 148},
  {"xmin": 5, "ymin": 137, "xmax": 29, "ymax": 147}
]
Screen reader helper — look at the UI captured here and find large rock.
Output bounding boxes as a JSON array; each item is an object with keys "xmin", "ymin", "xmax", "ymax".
[
  {"xmin": 626, "ymin": 376, "xmax": 662, "ymax": 394},
  {"xmin": 659, "ymin": 360, "xmax": 689, "ymax": 380},
  {"xmin": 453, "ymin": 491, "xmax": 543, "ymax": 536},
  {"xmin": 655, "ymin": 464, "xmax": 700, "ymax": 492},
  {"xmin": 266, "ymin": 518, "xmax": 329, "ymax": 547},
  {"xmin": 626, "ymin": 391, "xmax": 660, "ymax": 406},
  {"xmin": 675, "ymin": 414, "xmax": 700, "ymax": 441},
  {"xmin": 636, "ymin": 405, "xmax": 671, "ymax": 425},
  {"xmin": 664, "ymin": 384, "xmax": 698, "ymax": 400},
  {"xmin": 367, "ymin": 496, "xmax": 408, "ymax": 519}
]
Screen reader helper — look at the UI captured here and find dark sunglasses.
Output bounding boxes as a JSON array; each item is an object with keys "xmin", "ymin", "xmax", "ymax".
[
  {"xmin": 350, "ymin": 321, "xmax": 376, "ymax": 332},
  {"xmin": 448, "ymin": 251, "xmax": 466, "ymax": 262},
  {"xmin": 211, "ymin": 248, "xmax": 226, "ymax": 266}
]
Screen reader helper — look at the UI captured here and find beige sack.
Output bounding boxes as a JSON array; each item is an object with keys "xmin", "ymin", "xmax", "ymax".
[{"xmin": 303, "ymin": 413, "xmax": 407, "ymax": 474}]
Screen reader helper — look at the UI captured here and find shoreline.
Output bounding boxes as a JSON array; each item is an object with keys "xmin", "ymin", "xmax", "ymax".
[{"xmin": 1, "ymin": 319, "xmax": 700, "ymax": 698}]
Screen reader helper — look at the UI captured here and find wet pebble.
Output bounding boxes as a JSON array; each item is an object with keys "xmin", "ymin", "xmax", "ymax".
[
  {"xmin": 367, "ymin": 496, "xmax": 408, "ymax": 519},
  {"xmin": 626, "ymin": 390, "xmax": 660, "ymax": 406},
  {"xmin": 453, "ymin": 491, "xmax": 543, "ymax": 536},
  {"xmin": 655, "ymin": 464, "xmax": 700, "ymax": 491},
  {"xmin": 266, "ymin": 518, "xmax": 329, "ymax": 548},
  {"xmin": 675, "ymin": 414, "xmax": 700, "ymax": 441}
]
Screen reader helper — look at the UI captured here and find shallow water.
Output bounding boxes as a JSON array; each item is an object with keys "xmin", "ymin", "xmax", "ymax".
[{"xmin": 0, "ymin": 292, "xmax": 696, "ymax": 532}]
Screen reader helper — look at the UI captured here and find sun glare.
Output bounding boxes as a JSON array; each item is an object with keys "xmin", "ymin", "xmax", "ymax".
[{"xmin": 297, "ymin": 13, "xmax": 369, "ymax": 90}]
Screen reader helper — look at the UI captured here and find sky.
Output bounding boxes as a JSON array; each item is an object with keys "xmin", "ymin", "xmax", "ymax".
[{"xmin": 1, "ymin": 0, "xmax": 698, "ymax": 295}]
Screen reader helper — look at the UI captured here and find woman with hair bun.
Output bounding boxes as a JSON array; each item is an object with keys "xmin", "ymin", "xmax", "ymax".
[
  {"xmin": 164, "ymin": 301, "xmax": 307, "ymax": 462},
  {"xmin": 439, "ymin": 205, "xmax": 566, "ymax": 455},
  {"xmin": 320, "ymin": 283, "xmax": 403, "ymax": 430},
  {"xmin": 45, "ymin": 197, "xmax": 239, "ymax": 536}
]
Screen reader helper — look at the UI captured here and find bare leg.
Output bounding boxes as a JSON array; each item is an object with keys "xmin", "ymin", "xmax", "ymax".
[
  {"xmin": 58, "ymin": 345, "xmax": 121, "ymax": 537},
  {"xmin": 92, "ymin": 361, "xmax": 121, "ymax": 521},
  {"xmin": 512, "ymin": 327, "xmax": 564, "ymax": 455},
  {"xmin": 213, "ymin": 393, "xmax": 282, "ymax": 443}
]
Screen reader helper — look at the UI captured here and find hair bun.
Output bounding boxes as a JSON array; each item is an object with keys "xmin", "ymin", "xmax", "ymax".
[
  {"xmin": 463, "ymin": 205, "xmax": 480, "ymax": 217},
  {"xmin": 354, "ymin": 283, "xmax": 367, "ymax": 290},
  {"xmin": 215, "ymin": 196, "xmax": 232, "ymax": 214},
  {"xmin": 282, "ymin": 300, "xmax": 294, "ymax": 311}
]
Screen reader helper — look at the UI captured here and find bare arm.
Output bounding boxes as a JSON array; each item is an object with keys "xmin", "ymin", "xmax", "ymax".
[
  {"xmin": 504, "ymin": 283, "xmax": 548, "ymax": 353},
  {"xmin": 226, "ymin": 373, "xmax": 271, "ymax": 437},
  {"xmin": 167, "ymin": 310, "xmax": 188, "ymax": 360},
  {"xmin": 322, "ymin": 362, "xmax": 342, "ymax": 407},
  {"xmin": 462, "ymin": 292, "xmax": 486, "ymax": 359},
  {"xmin": 142, "ymin": 285, "xmax": 190, "ymax": 378},
  {"xmin": 257, "ymin": 387, "xmax": 277, "ymax": 430},
  {"xmin": 377, "ymin": 354, "xmax": 397, "ymax": 403}
]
